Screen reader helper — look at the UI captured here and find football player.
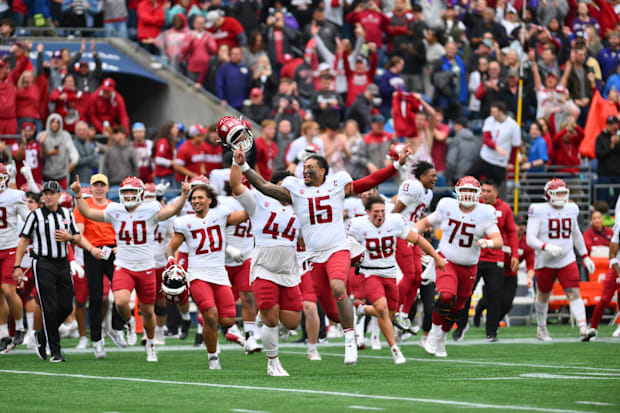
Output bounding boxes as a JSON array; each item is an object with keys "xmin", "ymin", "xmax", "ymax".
[
  {"xmin": 230, "ymin": 117, "xmax": 412, "ymax": 365},
  {"xmin": 72, "ymin": 175, "xmax": 191, "ymax": 362},
  {"xmin": 348, "ymin": 196, "xmax": 444, "ymax": 364},
  {"xmin": 414, "ymin": 176, "xmax": 503, "ymax": 357},
  {"xmin": 526, "ymin": 178, "xmax": 597, "ymax": 341},
  {"xmin": 165, "ymin": 183, "xmax": 250, "ymax": 369}
]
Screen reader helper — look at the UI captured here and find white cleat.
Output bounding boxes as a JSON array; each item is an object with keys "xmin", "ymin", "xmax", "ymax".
[
  {"xmin": 58, "ymin": 323, "xmax": 70, "ymax": 338},
  {"xmin": 94, "ymin": 339, "xmax": 106, "ymax": 359},
  {"xmin": 613, "ymin": 325, "xmax": 620, "ymax": 337},
  {"xmin": 419, "ymin": 335, "xmax": 428, "ymax": 349},
  {"xmin": 370, "ymin": 332, "xmax": 382, "ymax": 350},
  {"xmin": 344, "ymin": 338, "xmax": 358, "ymax": 365},
  {"xmin": 435, "ymin": 335, "xmax": 447, "ymax": 358},
  {"xmin": 146, "ymin": 341, "xmax": 158, "ymax": 362},
  {"xmin": 307, "ymin": 348, "xmax": 322, "ymax": 361},
  {"xmin": 154, "ymin": 328, "xmax": 166, "ymax": 346},
  {"xmin": 424, "ymin": 332, "xmax": 439, "ymax": 355},
  {"xmin": 24, "ymin": 330, "xmax": 36, "ymax": 350},
  {"xmin": 208, "ymin": 355, "xmax": 222, "ymax": 370},
  {"xmin": 267, "ymin": 358, "xmax": 290, "ymax": 376},
  {"xmin": 127, "ymin": 317, "xmax": 137, "ymax": 346},
  {"xmin": 327, "ymin": 324, "xmax": 344, "ymax": 339},
  {"xmin": 391, "ymin": 346, "xmax": 406, "ymax": 364},
  {"xmin": 537, "ymin": 326, "xmax": 552, "ymax": 342},
  {"xmin": 580, "ymin": 327, "xmax": 597, "ymax": 342},
  {"xmin": 244, "ymin": 334, "xmax": 262, "ymax": 355},
  {"xmin": 76, "ymin": 336, "xmax": 89, "ymax": 349},
  {"xmin": 107, "ymin": 329, "xmax": 128, "ymax": 348}
]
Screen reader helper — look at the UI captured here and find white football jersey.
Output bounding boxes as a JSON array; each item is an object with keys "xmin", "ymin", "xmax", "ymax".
[
  {"xmin": 152, "ymin": 216, "xmax": 173, "ymax": 269},
  {"xmin": 397, "ymin": 179, "xmax": 433, "ymax": 225},
  {"xmin": 282, "ymin": 171, "xmax": 352, "ymax": 257},
  {"xmin": 347, "ymin": 213, "xmax": 410, "ymax": 278},
  {"xmin": 527, "ymin": 202, "xmax": 581, "ymax": 269},
  {"xmin": 172, "ymin": 197, "xmax": 194, "ymax": 254},
  {"xmin": 209, "ymin": 168, "xmax": 231, "ymax": 196},
  {"xmin": 0, "ymin": 188, "xmax": 29, "ymax": 249},
  {"xmin": 343, "ymin": 196, "xmax": 365, "ymax": 226},
  {"xmin": 219, "ymin": 196, "xmax": 254, "ymax": 266},
  {"xmin": 173, "ymin": 205, "xmax": 231, "ymax": 285},
  {"xmin": 249, "ymin": 190, "xmax": 298, "ymax": 248},
  {"xmin": 427, "ymin": 198, "xmax": 498, "ymax": 266},
  {"xmin": 104, "ymin": 202, "xmax": 161, "ymax": 271}
]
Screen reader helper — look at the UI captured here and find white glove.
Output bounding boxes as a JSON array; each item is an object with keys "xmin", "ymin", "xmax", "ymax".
[
  {"xmin": 6, "ymin": 162, "xmax": 16, "ymax": 179},
  {"xmin": 477, "ymin": 239, "xmax": 492, "ymax": 249},
  {"xmin": 155, "ymin": 182, "xmax": 170, "ymax": 197},
  {"xmin": 225, "ymin": 245, "xmax": 244, "ymax": 263},
  {"xmin": 420, "ymin": 254, "xmax": 433, "ymax": 268},
  {"xmin": 583, "ymin": 256, "xmax": 595, "ymax": 274},
  {"xmin": 70, "ymin": 261, "xmax": 85, "ymax": 279},
  {"xmin": 544, "ymin": 244, "xmax": 563, "ymax": 257},
  {"xmin": 20, "ymin": 160, "xmax": 33, "ymax": 180},
  {"xmin": 421, "ymin": 257, "xmax": 436, "ymax": 284}
]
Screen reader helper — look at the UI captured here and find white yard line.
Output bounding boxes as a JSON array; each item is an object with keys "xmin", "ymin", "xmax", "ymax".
[
  {"xmin": 575, "ymin": 402, "xmax": 615, "ymax": 406},
  {"xmin": 230, "ymin": 409, "xmax": 268, "ymax": 413},
  {"xmin": 0, "ymin": 369, "xmax": 596, "ymax": 413},
  {"xmin": 347, "ymin": 406, "xmax": 386, "ymax": 410}
]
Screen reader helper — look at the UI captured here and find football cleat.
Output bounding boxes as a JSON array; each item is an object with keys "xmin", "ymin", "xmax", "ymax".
[
  {"xmin": 127, "ymin": 317, "xmax": 137, "ymax": 346},
  {"xmin": 94, "ymin": 339, "xmax": 106, "ymax": 359},
  {"xmin": 424, "ymin": 332, "xmax": 439, "ymax": 355},
  {"xmin": 435, "ymin": 335, "xmax": 447, "ymax": 357},
  {"xmin": 486, "ymin": 333, "xmax": 498, "ymax": 343},
  {"xmin": 50, "ymin": 353, "xmax": 66, "ymax": 362},
  {"xmin": 391, "ymin": 346, "xmax": 406, "ymax": 364},
  {"xmin": 307, "ymin": 348, "xmax": 322, "ymax": 361},
  {"xmin": 0, "ymin": 336, "xmax": 12, "ymax": 353},
  {"xmin": 225, "ymin": 325, "xmax": 246, "ymax": 347},
  {"xmin": 24, "ymin": 330, "xmax": 36, "ymax": 350},
  {"xmin": 107, "ymin": 329, "xmax": 128, "ymax": 348},
  {"xmin": 267, "ymin": 358, "xmax": 289, "ymax": 376},
  {"xmin": 613, "ymin": 325, "xmax": 620, "ymax": 337},
  {"xmin": 580, "ymin": 327, "xmax": 597, "ymax": 342},
  {"xmin": 76, "ymin": 336, "xmax": 89, "ymax": 349},
  {"xmin": 34, "ymin": 330, "xmax": 47, "ymax": 360},
  {"xmin": 13, "ymin": 329, "xmax": 25, "ymax": 346},
  {"xmin": 244, "ymin": 333, "xmax": 262, "ymax": 355},
  {"xmin": 419, "ymin": 335, "xmax": 428, "ymax": 348},
  {"xmin": 180, "ymin": 319, "xmax": 191, "ymax": 340},
  {"xmin": 208, "ymin": 355, "xmax": 222, "ymax": 370},
  {"xmin": 452, "ymin": 323, "xmax": 469, "ymax": 342},
  {"xmin": 537, "ymin": 326, "xmax": 552, "ymax": 342},
  {"xmin": 392, "ymin": 312, "xmax": 412, "ymax": 332},
  {"xmin": 344, "ymin": 337, "xmax": 358, "ymax": 365},
  {"xmin": 154, "ymin": 327, "xmax": 166, "ymax": 346},
  {"xmin": 146, "ymin": 341, "xmax": 158, "ymax": 362}
]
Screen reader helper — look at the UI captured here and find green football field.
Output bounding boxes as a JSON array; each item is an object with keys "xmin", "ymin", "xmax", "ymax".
[{"xmin": 1, "ymin": 324, "xmax": 619, "ymax": 413}]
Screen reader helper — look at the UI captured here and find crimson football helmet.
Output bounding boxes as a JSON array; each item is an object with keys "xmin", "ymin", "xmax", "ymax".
[
  {"xmin": 0, "ymin": 163, "xmax": 9, "ymax": 191},
  {"xmin": 190, "ymin": 175, "xmax": 210, "ymax": 188},
  {"xmin": 143, "ymin": 183, "xmax": 156, "ymax": 201},
  {"xmin": 544, "ymin": 178, "xmax": 569, "ymax": 207},
  {"xmin": 119, "ymin": 176, "xmax": 144, "ymax": 208},
  {"xmin": 455, "ymin": 176, "xmax": 481, "ymax": 208},
  {"xmin": 387, "ymin": 143, "xmax": 406, "ymax": 162},
  {"xmin": 161, "ymin": 264, "xmax": 190, "ymax": 304},
  {"xmin": 216, "ymin": 116, "xmax": 254, "ymax": 152},
  {"xmin": 58, "ymin": 192, "xmax": 73, "ymax": 208},
  {"xmin": 347, "ymin": 236, "xmax": 365, "ymax": 264}
]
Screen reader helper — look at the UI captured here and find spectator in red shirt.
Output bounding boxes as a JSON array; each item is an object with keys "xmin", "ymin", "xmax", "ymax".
[
  {"xmin": 345, "ymin": 1, "xmax": 389, "ymax": 49},
  {"xmin": 175, "ymin": 123, "xmax": 207, "ymax": 181},
  {"xmin": 363, "ymin": 114, "xmax": 393, "ymax": 147},
  {"xmin": 137, "ymin": 0, "xmax": 165, "ymax": 55},
  {"xmin": 391, "ymin": 88, "xmax": 424, "ymax": 139},
  {"xmin": 429, "ymin": 107, "xmax": 449, "ymax": 174},
  {"xmin": 202, "ymin": 124, "xmax": 222, "ymax": 176},
  {"xmin": 551, "ymin": 117, "xmax": 583, "ymax": 174},
  {"xmin": 0, "ymin": 54, "xmax": 29, "ymax": 136},
  {"xmin": 583, "ymin": 210, "xmax": 614, "ymax": 255},
  {"xmin": 205, "ymin": 10, "xmax": 247, "ymax": 49},
  {"xmin": 87, "ymin": 78, "xmax": 130, "ymax": 133},
  {"xmin": 254, "ymin": 119, "xmax": 278, "ymax": 181},
  {"xmin": 11, "ymin": 122, "xmax": 43, "ymax": 189},
  {"xmin": 49, "ymin": 75, "xmax": 87, "ymax": 133},
  {"xmin": 182, "ymin": 14, "xmax": 217, "ymax": 85},
  {"xmin": 15, "ymin": 69, "xmax": 46, "ymax": 133},
  {"xmin": 153, "ymin": 121, "xmax": 180, "ymax": 187},
  {"xmin": 342, "ymin": 42, "xmax": 378, "ymax": 107}
]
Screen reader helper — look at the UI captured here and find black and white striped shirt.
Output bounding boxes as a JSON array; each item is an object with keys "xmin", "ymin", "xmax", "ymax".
[{"xmin": 20, "ymin": 206, "xmax": 80, "ymax": 259}]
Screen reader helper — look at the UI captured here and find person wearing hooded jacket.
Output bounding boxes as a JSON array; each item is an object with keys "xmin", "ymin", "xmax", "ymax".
[
  {"xmin": 86, "ymin": 78, "xmax": 130, "ymax": 133},
  {"xmin": 37, "ymin": 113, "xmax": 79, "ymax": 189}
]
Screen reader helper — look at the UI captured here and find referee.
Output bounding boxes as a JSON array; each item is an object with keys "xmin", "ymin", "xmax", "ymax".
[{"xmin": 13, "ymin": 181, "xmax": 103, "ymax": 362}]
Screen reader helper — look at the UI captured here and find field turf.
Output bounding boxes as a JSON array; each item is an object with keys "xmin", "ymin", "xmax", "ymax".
[{"xmin": 1, "ymin": 324, "xmax": 619, "ymax": 413}]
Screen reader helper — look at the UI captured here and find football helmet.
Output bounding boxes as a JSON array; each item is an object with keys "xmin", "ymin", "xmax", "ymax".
[
  {"xmin": 119, "ymin": 176, "xmax": 144, "ymax": 209},
  {"xmin": 387, "ymin": 143, "xmax": 406, "ymax": 162},
  {"xmin": 216, "ymin": 116, "xmax": 253, "ymax": 152},
  {"xmin": 347, "ymin": 236, "xmax": 365, "ymax": 264},
  {"xmin": 143, "ymin": 183, "xmax": 156, "ymax": 201},
  {"xmin": 190, "ymin": 175, "xmax": 210, "ymax": 189},
  {"xmin": 297, "ymin": 144, "xmax": 322, "ymax": 163},
  {"xmin": 161, "ymin": 264, "xmax": 190, "ymax": 304},
  {"xmin": 0, "ymin": 163, "xmax": 9, "ymax": 191},
  {"xmin": 58, "ymin": 192, "xmax": 73, "ymax": 209},
  {"xmin": 455, "ymin": 176, "xmax": 481, "ymax": 208},
  {"xmin": 544, "ymin": 178, "xmax": 569, "ymax": 207}
]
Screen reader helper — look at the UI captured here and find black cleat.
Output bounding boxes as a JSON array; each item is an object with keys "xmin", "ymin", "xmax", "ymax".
[
  {"xmin": 452, "ymin": 323, "xmax": 470, "ymax": 342},
  {"xmin": 0, "ymin": 336, "xmax": 11, "ymax": 353},
  {"xmin": 34, "ymin": 330, "xmax": 47, "ymax": 360},
  {"xmin": 193, "ymin": 332, "xmax": 203, "ymax": 347},
  {"xmin": 13, "ymin": 330, "xmax": 25, "ymax": 346},
  {"xmin": 180, "ymin": 319, "xmax": 191, "ymax": 340},
  {"xmin": 50, "ymin": 352, "xmax": 66, "ymax": 362},
  {"xmin": 486, "ymin": 334, "xmax": 498, "ymax": 343}
]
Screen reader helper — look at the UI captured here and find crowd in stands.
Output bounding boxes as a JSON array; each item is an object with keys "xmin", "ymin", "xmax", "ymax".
[{"xmin": 2, "ymin": 0, "xmax": 620, "ymax": 204}]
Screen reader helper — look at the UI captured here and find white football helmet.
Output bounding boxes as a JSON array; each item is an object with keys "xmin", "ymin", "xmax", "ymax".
[
  {"xmin": 544, "ymin": 178, "xmax": 569, "ymax": 207},
  {"xmin": 455, "ymin": 175, "xmax": 481, "ymax": 208},
  {"xmin": 119, "ymin": 176, "xmax": 144, "ymax": 209},
  {"xmin": 161, "ymin": 264, "xmax": 190, "ymax": 304}
]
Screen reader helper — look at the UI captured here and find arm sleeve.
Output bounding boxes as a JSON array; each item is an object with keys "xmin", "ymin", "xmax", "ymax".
[
  {"xmin": 572, "ymin": 216, "xmax": 588, "ymax": 256},
  {"xmin": 526, "ymin": 216, "xmax": 545, "ymax": 251},
  {"xmin": 482, "ymin": 131, "xmax": 496, "ymax": 149},
  {"xmin": 485, "ymin": 223, "xmax": 500, "ymax": 237},
  {"xmin": 235, "ymin": 189, "xmax": 257, "ymax": 217},
  {"xmin": 427, "ymin": 210, "xmax": 441, "ymax": 228}
]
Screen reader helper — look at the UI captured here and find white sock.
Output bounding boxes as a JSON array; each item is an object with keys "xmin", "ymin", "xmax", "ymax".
[
  {"xmin": 197, "ymin": 323, "xmax": 203, "ymax": 335},
  {"xmin": 208, "ymin": 351, "xmax": 217, "ymax": 358},
  {"xmin": 15, "ymin": 319, "xmax": 24, "ymax": 331},
  {"xmin": 344, "ymin": 328, "xmax": 355, "ymax": 342},
  {"xmin": 355, "ymin": 314, "xmax": 365, "ymax": 338},
  {"xmin": 370, "ymin": 318, "xmax": 379, "ymax": 335},
  {"xmin": 180, "ymin": 311, "xmax": 190, "ymax": 321},
  {"xmin": 0, "ymin": 324, "xmax": 8, "ymax": 338},
  {"xmin": 569, "ymin": 298, "xmax": 587, "ymax": 329},
  {"xmin": 439, "ymin": 329, "xmax": 448, "ymax": 339},
  {"xmin": 26, "ymin": 312, "xmax": 34, "ymax": 330},
  {"xmin": 430, "ymin": 323, "xmax": 442, "ymax": 335},
  {"xmin": 308, "ymin": 342, "xmax": 317, "ymax": 352},
  {"xmin": 155, "ymin": 325, "xmax": 164, "ymax": 335},
  {"xmin": 146, "ymin": 338, "xmax": 153, "ymax": 346},
  {"xmin": 535, "ymin": 301, "xmax": 548, "ymax": 328},
  {"xmin": 390, "ymin": 344, "xmax": 399, "ymax": 352},
  {"xmin": 244, "ymin": 321, "xmax": 256, "ymax": 336},
  {"xmin": 262, "ymin": 325, "xmax": 278, "ymax": 358}
]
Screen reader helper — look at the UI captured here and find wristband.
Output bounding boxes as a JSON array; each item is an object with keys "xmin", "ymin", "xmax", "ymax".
[
  {"xmin": 393, "ymin": 162, "xmax": 404, "ymax": 171},
  {"xmin": 75, "ymin": 195, "xmax": 82, "ymax": 200},
  {"xmin": 610, "ymin": 258, "xmax": 619, "ymax": 267},
  {"xmin": 13, "ymin": 265, "xmax": 20, "ymax": 269},
  {"xmin": 485, "ymin": 240, "xmax": 494, "ymax": 248}
]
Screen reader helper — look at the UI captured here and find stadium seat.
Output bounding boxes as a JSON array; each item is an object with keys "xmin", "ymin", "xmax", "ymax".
[
  {"xmin": 578, "ymin": 281, "xmax": 603, "ymax": 307},
  {"xmin": 589, "ymin": 257, "xmax": 610, "ymax": 284}
]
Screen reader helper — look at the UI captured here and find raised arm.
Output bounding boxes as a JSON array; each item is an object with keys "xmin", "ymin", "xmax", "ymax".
[
  {"xmin": 230, "ymin": 163, "xmax": 257, "ymax": 216},
  {"xmin": 71, "ymin": 176, "xmax": 105, "ymax": 222},
  {"xmin": 233, "ymin": 147, "xmax": 292, "ymax": 205},
  {"xmin": 345, "ymin": 146, "xmax": 412, "ymax": 196},
  {"xmin": 158, "ymin": 179, "xmax": 190, "ymax": 221}
]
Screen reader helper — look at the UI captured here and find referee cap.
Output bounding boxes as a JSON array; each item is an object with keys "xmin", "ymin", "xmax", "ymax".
[{"xmin": 42, "ymin": 181, "xmax": 62, "ymax": 193}]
